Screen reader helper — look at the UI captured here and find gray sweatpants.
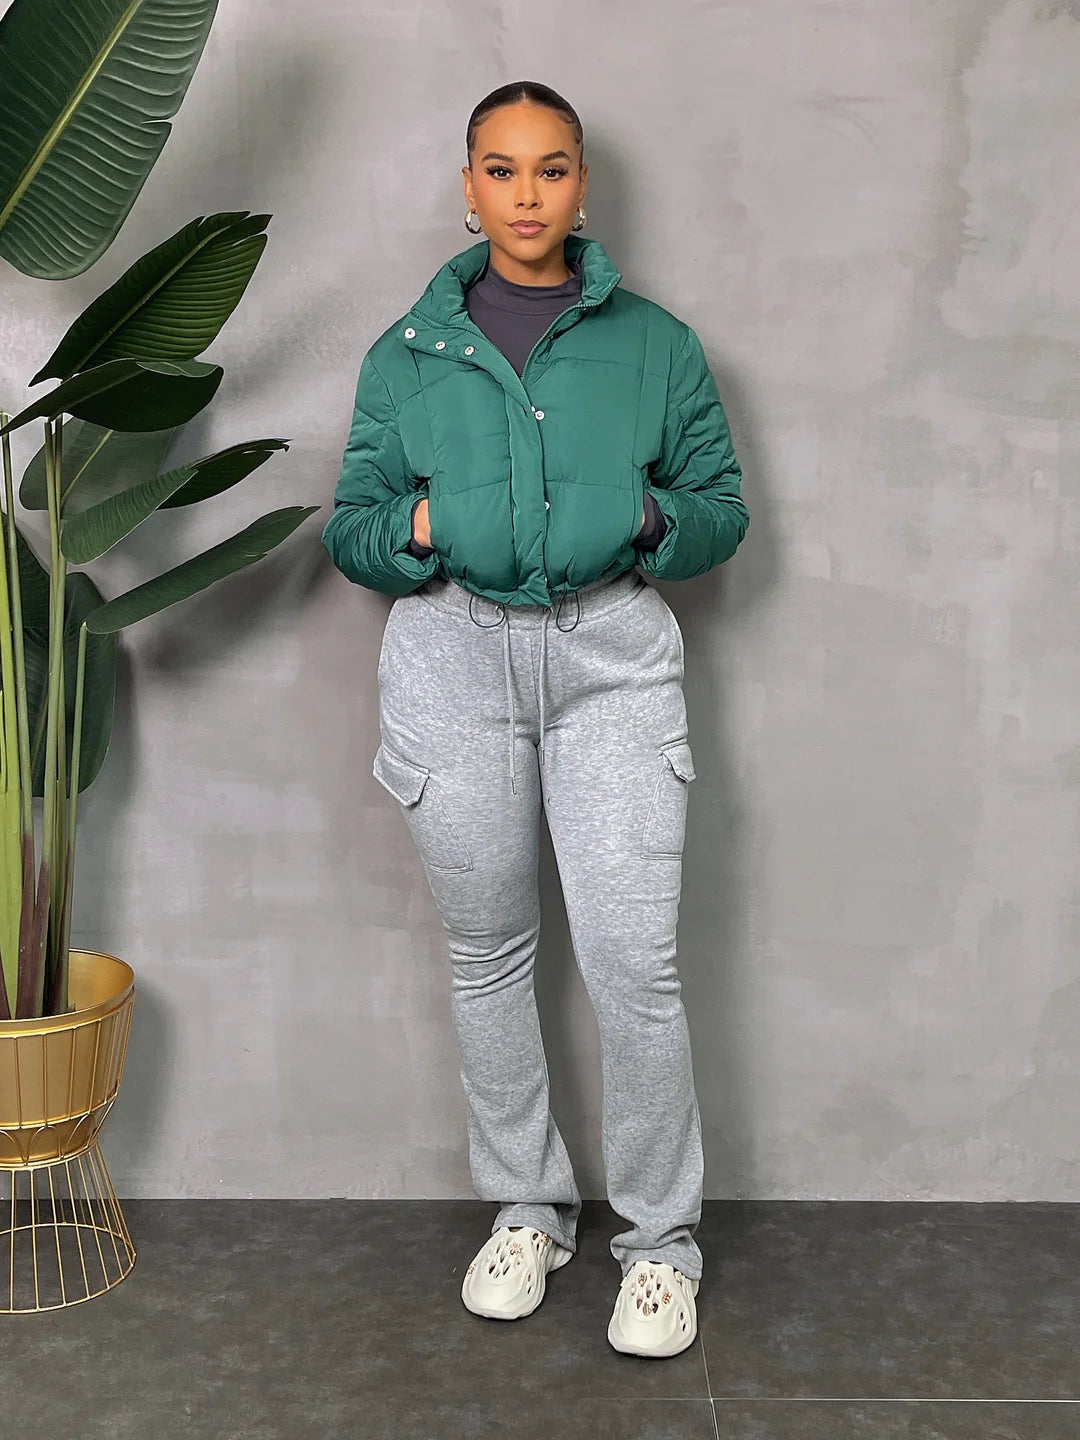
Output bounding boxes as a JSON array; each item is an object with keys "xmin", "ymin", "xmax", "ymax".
[{"xmin": 372, "ymin": 564, "xmax": 704, "ymax": 1280}]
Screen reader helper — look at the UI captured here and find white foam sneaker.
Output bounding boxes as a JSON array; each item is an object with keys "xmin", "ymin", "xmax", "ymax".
[
  {"xmin": 460, "ymin": 1225, "xmax": 574, "ymax": 1320},
  {"xmin": 607, "ymin": 1259, "xmax": 700, "ymax": 1357}
]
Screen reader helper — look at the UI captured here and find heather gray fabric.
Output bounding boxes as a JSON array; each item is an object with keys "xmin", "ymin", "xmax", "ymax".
[{"xmin": 371, "ymin": 564, "xmax": 704, "ymax": 1280}]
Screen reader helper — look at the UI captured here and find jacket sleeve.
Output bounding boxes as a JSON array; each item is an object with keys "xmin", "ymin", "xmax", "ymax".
[
  {"xmin": 321, "ymin": 350, "xmax": 440, "ymax": 595},
  {"xmin": 636, "ymin": 324, "xmax": 749, "ymax": 583}
]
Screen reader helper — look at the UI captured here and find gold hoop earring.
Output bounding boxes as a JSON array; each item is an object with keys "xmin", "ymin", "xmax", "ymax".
[
  {"xmin": 571, "ymin": 206, "xmax": 586, "ymax": 232},
  {"xmin": 464, "ymin": 209, "xmax": 483, "ymax": 234}
]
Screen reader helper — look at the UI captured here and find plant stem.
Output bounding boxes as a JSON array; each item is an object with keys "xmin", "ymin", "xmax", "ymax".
[
  {"xmin": 57, "ymin": 623, "xmax": 88, "ymax": 1014},
  {"xmin": 0, "ymin": 411, "xmax": 28, "ymax": 1020},
  {"xmin": 39, "ymin": 417, "xmax": 66, "ymax": 1016}
]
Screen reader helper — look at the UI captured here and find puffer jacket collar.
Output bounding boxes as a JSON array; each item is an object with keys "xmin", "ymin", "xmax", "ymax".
[
  {"xmin": 399, "ymin": 234, "xmax": 623, "ymax": 407},
  {"xmin": 405, "ymin": 232, "xmax": 622, "ymax": 332}
]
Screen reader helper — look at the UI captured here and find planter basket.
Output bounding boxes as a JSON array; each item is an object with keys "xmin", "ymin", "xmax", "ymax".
[{"xmin": 0, "ymin": 950, "xmax": 136, "ymax": 1313}]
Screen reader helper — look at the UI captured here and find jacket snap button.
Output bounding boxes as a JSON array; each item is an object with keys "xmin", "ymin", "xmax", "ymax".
[
  {"xmin": 534, "ymin": 409, "xmax": 545, "ymax": 420},
  {"xmin": 435, "ymin": 340, "xmax": 445, "ymax": 349},
  {"xmin": 404, "ymin": 327, "xmax": 415, "ymax": 338},
  {"xmin": 464, "ymin": 345, "xmax": 474, "ymax": 354},
  {"xmin": 545, "ymin": 500, "xmax": 550, "ymax": 509}
]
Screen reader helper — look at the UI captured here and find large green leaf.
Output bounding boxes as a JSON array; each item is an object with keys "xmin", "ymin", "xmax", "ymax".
[
  {"xmin": 19, "ymin": 418, "xmax": 177, "ymax": 514},
  {"xmin": 0, "ymin": 0, "xmax": 220, "ymax": 279},
  {"xmin": 61, "ymin": 463, "xmax": 196, "ymax": 564},
  {"xmin": 31, "ymin": 212, "xmax": 271, "ymax": 383},
  {"xmin": 60, "ymin": 437, "xmax": 291, "ymax": 562},
  {"xmin": 0, "ymin": 358, "xmax": 222, "ymax": 436},
  {"xmin": 158, "ymin": 439, "xmax": 290, "ymax": 508},
  {"xmin": 17, "ymin": 543, "xmax": 117, "ymax": 796},
  {"xmin": 83, "ymin": 505, "xmax": 319, "ymax": 633}
]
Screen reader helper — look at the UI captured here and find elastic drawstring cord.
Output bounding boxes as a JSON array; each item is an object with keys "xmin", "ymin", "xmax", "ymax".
[
  {"xmin": 468, "ymin": 586, "xmax": 584, "ymax": 793},
  {"xmin": 538, "ymin": 588, "xmax": 582, "ymax": 771},
  {"xmin": 468, "ymin": 591, "xmax": 515, "ymax": 791}
]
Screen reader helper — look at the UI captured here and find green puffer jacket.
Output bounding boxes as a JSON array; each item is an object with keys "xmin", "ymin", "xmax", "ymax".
[{"xmin": 321, "ymin": 232, "xmax": 749, "ymax": 604}]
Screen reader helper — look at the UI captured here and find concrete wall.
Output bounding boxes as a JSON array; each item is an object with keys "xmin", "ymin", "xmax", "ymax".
[{"xmin": 2, "ymin": 0, "xmax": 1077, "ymax": 1199}]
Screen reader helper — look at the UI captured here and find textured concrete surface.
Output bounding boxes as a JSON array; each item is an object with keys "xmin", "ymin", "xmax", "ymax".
[
  {"xmin": 1, "ymin": 1200, "xmax": 1078, "ymax": 1436},
  {"xmin": 0, "ymin": 0, "xmax": 1077, "ymax": 1200}
]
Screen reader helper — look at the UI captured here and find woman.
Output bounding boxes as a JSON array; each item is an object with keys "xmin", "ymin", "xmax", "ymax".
[{"xmin": 322, "ymin": 80, "xmax": 749, "ymax": 1359}]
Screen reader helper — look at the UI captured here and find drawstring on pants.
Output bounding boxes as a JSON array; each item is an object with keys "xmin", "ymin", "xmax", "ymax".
[{"xmin": 468, "ymin": 588, "xmax": 583, "ymax": 794}]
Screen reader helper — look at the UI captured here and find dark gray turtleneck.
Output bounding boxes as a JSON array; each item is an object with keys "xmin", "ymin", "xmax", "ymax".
[
  {"xmin": 407, "ymin": 251, "xmax": 666, "ymax": 558},
  {"xmin": 464, "ymin": 250, "xmax": 584, "ymax": 377}
]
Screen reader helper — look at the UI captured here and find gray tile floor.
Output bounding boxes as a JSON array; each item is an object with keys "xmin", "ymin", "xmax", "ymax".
[{"xmin": 2, "ymin": 1200, "xmax": 1076, "ymax": 1438}]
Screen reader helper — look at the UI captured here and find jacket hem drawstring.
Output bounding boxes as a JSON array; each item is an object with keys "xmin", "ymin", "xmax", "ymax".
[{"xmin": 468, "ymin": 588, "xmax": 583, "ymax": 793}]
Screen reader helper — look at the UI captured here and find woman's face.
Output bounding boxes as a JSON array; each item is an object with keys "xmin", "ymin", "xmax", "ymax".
[{"xmin": 463, "ymin": 101, "xmax": 588, "ymax": 276}]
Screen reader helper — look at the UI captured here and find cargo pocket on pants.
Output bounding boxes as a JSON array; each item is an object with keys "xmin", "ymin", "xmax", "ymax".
[
  {"xmin": 641, "ymin": 738, "xmax": 696, "ymax": 858},
  {"xmin": 372, "ymin": 741, "xmax": 473, "ymax": 873}
]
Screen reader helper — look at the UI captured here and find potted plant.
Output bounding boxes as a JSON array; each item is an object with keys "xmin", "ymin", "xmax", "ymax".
[{"xmin": 0, "ymin": 0, "xmax": 318, "ymax": 1310}]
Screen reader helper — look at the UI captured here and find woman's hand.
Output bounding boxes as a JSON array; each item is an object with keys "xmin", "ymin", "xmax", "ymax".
[{"xmin": 412, "ymin": 497, "xmax": 432, "ymax": 548}]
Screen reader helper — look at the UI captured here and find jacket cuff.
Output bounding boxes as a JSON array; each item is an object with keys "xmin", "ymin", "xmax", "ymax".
[
  {"xmin": 406, "ymin": 494, "xmax": 434, "ymax": 558},
  {"xmin": 634, "ymin": 488, "xmax": 668, "ymax": 552}
]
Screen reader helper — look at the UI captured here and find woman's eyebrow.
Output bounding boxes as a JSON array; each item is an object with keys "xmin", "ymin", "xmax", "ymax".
[{"xmin": 479, "ymin": 150, "xmax": 573, "ymax": 164}]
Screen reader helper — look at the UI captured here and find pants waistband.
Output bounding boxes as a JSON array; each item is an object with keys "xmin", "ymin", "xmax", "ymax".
[{"xmin": 418, "ymin": 566, "xmax": 644, "ymax": 630}]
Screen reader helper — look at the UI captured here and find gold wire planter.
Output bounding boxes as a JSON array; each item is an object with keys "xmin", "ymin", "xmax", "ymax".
[{"xmin": 0, "ymin": 949, "xmax": 136, "ymax": 1313}]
